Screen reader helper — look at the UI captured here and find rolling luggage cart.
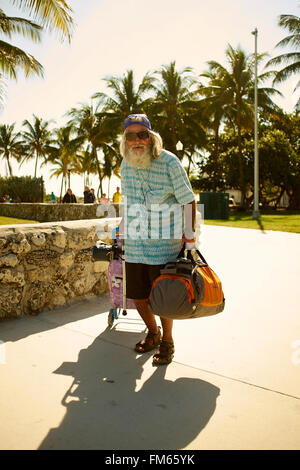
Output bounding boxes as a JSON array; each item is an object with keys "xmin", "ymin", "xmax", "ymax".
[
  {"xmin": 107, "ymin": 231, "xmax": 136, "ymax": 327},
  {"xmin": 93, "ymin": 227, "xmax": 136, "ymax": 327}
]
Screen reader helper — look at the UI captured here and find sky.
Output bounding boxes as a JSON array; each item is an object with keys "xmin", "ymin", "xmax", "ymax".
[{"xmin": 0, "ymin": 0, "xmax": 299, "ymax": 198}]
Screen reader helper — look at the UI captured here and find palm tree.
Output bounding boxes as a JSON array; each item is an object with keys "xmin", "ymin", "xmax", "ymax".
[
  {"xmin": 148, "ymin": 61, "xmax": 206, "ymax": 157},
  {"xmin": 21, "ymin": 115, "xmax": 54, "ymax": 177},
  {"xmin": 67, "ymin": 102, "xmax": 120, "ymax": 196},
  {"xmin": 72, "ymin": 148, "xmax": 97, "ymax": 188},
  {"xmin": 101, "ymin": 140, "xmax": 122, "ymax": 198},
  {"xmin": 0, "ymin": 123, "xmax": 24, "ymax": 176},
  {"xmin": 46, "ymin": 125, "xmax": 84, "ymax": 200},
  {"xmin": 93, "ymin": 69, "xmax": 155, "ymax": 135},
  {"xmin": 196, "ymin": 69, "xmax": 231, "ymax": 190},
  {"xmin": 199, "ymin": 45, "xmax": 282, "ymax": 205},
  {"xmin": 0, "ymin": 1, "xmax": 73, "ymax": 104},
  {"xmin": 265, "ymin": 14, "xmax": 300, "ymax": 103},
  {"xmin": 0, "ymin": 8, "xmax": 43, "ymax": 81},
  {"xmin": 67, "ymin": 102, "xmax": 104, "ymax": 195},
  {"xmin": 8, "ymin": 0, "xmax": 73, "ymax": 42}
]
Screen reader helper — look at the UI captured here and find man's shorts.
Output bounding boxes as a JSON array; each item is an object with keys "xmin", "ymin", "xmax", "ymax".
[{"xmin": 125, "ymin": 262, "xmax": 165, "ymax": 300}]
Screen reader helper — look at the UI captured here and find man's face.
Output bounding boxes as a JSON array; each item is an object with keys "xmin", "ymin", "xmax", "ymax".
[{"xmin": 125, "ymin": 124, "xmax": 151, "ymax": 156}]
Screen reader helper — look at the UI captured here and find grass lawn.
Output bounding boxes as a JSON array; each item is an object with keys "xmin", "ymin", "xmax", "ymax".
[
  {"xmin": 204, "ymin": 210, "xmax": 300, "ymax": 233},
  {"xmin": 0, "ymin": 216, "xmax": 39, "ymax": 225}
]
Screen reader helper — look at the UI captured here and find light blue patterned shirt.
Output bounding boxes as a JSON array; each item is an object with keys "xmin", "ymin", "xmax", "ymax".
[{"xmin": 120, "ymin": 149, "xmax": 195, "ymax": 265}]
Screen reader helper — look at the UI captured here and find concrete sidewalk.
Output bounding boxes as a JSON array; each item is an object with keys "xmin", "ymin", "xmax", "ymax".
[{"xmin": 0, "ymin": 225, "xmax": 299, "ymax": 450}]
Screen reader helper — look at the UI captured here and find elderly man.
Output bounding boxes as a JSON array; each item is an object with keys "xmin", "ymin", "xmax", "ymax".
[{"xmin": 120, "ymin": 114, "xmax": 196, "ymax": 365}]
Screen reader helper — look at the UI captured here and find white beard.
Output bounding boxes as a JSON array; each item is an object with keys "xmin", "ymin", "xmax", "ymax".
[{"xmin": 124, "ymin": 145, "xmax": 152, "ymax": 169}]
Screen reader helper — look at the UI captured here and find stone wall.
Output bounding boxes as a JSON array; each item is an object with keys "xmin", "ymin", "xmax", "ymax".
[
  {"xmin": 0, "ymin": 218, "xmax": 120, "ymax": 320},
  {"xmin": 0, "ymin": 203, "xmax": 121, "ymax": 223}
]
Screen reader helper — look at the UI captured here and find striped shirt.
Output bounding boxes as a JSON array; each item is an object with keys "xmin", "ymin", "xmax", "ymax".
[{"xmin": 120, "ymin": 149, "xmax": 195, "ymax": 265}]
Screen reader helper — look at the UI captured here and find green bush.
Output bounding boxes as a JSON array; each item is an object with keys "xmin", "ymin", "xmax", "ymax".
[{"xmin": 0, "ymin": 176, "xmax": 44, "ymax": 202}]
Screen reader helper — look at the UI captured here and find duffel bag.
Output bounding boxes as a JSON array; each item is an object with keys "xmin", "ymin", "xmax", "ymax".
[{"xmin": 148, "ymin": 246, "xmax": 225, "ymax": 319}]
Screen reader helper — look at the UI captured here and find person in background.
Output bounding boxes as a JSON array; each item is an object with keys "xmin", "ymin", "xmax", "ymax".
[
  {"xmin": 50, "ymin": 192, "xmax": 56, "ymax": 203},
  {"xmin": 62, "ymin": 188, "xmax": 77, "ymax": 203},
  {"xmin": 100, "ymin": 193, "xmax": 109, "ymax": 204},
  {"xmin": 90, "ymin": 188, "xmax": 96, "ymax": 203},
  {"xmin": 112, "ymin": 186, "xmax": 123, "ymax": 204},
  {"xmin": 112, "ymin": 186, "xmax": 123, "ymax": 216},
  {"xmin": 3, "ymin": 195, "xmax": 11, "ymax": 203},
  {"xmin": 84, "ymin": 186, "xmax": 91, "ymax": 203}
]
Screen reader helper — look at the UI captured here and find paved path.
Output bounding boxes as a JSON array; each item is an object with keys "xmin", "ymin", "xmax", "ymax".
[{"xmin": 0, "ymin": 225, "xmax": 299, "ymax": 450}]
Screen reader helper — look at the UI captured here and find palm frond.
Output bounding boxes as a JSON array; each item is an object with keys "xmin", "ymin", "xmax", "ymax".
[
  {"xmin": 0, "ymin": 39, "xmax": 43, "ymax": 79},
  {"xmin": 266, "ymin": 52, "xmax": 300, "ymax": 68},
  {"xmin": 10, "ymin": 0, "xmax": 74, "ymax": 42},
  {"xmin": 272, "ymin": 60, "xmax": 300, "ymax": 84},
  {"xmin": 277, "ymin": 14, "xmax": 300, "ymax": 35},
  {"xmin": 0, "ymin": 9, "xmax": 42, "ymax": 42},
  {"xmin": 276, "ymin": 33, "xmax": 300, "ymax": 50}
]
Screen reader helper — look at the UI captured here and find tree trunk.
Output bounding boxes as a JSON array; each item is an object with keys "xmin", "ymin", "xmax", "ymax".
[
  {"xmin": 93, "ymin": 145, "xmax": 103, "ymax": 196},
  {"xmin": 60, "ymin": 174, "xmax": 64, "ymax": 202},
  {"xmin": 288, "ymin": 187, "xmax": 300, "ymax": 210},
  {"xmin": 275, "ymin": 187, "xmax": 285, "ymax": 209},
  {"xmin": 6, "ymin": 153, "xmax": 12, "ymax": 176},
  {"xmin": 187, "ymin": 155, "xmax": 191, "ymax": 177},
  {"xmin": 34, "ymin": 150, "xmax": 39, "ymax": 178},
  {"xmin": 108, "ymin": 177, "xmax": 111, "ymax": 199}
]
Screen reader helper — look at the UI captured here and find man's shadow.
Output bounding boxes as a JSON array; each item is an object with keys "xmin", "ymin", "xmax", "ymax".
[{"xmin": 38, "ymin": 327, "xmax": 220, "ymax": 450}]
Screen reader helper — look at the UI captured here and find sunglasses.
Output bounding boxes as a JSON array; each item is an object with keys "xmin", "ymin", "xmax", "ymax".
[{"xmin": 125, "ymin": 130, "xmax": 150, "ymax": 141}]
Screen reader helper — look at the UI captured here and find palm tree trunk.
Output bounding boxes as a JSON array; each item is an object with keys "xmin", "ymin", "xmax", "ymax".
[
  {"xmin": 93, "ymin": 145, "xmax": 103, "ymax": 196},
  {"xmin": 34, "ymin": 150, "xmax": 39, "ymax": 177},
  {"xmin": 108, "ymin": 177, "xmax": 111, "ymax": 199},
  {"xmin": 187, "ymin": 153, "xmax": 192, "ymax": 176},
  {"xmin": 60, "ymin": 174, "xmax": 64, "ymax": 202},
  {"xmin": 6, "ymin": 153, "xmax": 13, "ymax": 176}
]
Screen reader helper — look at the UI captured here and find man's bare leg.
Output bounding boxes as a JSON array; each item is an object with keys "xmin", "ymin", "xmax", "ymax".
[
  {"xmin": 134, "ymin": 299, "xmax": 174, "ymax": 364},
  {"xmin": 134, "ymin": 299, "xmax": 159, "ymax": 335},
  {"xmin": 134, "ymin": 299, "xmax": 173, "ymax": 342},
  {"xmin": 160, "ymin": 317, "xmax": 173, "ymax": 344}
]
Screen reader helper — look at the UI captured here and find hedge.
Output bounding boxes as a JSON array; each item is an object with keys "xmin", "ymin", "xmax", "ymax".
[{"xmin": 0, "ymin": 176, "xmax": 44, "ymax": 203}]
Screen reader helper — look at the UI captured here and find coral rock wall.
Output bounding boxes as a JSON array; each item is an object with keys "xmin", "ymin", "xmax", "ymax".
[{"xmin": 0, "ymin": 218, "xmax": 118, "ymax": 319}]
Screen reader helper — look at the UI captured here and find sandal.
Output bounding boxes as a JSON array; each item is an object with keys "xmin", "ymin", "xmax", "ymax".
[
  {"xmin": 152, "ymin": 341, "xmax": 175, "ymax": 365},
  {"xmin": 135, "ymin": 327, "xmax": 162, "ymax": 353}
]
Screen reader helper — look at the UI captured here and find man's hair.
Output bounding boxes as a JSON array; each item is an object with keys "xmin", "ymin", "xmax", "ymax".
[{"xmin": 119, "ymin": 130, "xmax": 163, "ymax": 160}]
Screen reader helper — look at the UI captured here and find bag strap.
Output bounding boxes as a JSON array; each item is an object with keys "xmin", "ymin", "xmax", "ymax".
[{"xmin": 177, "ymin": 244, "xmax": 208, "ymax": 266}]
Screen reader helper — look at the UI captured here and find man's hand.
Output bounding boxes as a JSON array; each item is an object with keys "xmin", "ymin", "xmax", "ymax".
[
  {"xmin": 181, "ymin": 233, "xmax": 196, "ymax": 250},
  {"xmin": 183, "ymin": 200, "xmax": 196, "ymax": 249}
]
